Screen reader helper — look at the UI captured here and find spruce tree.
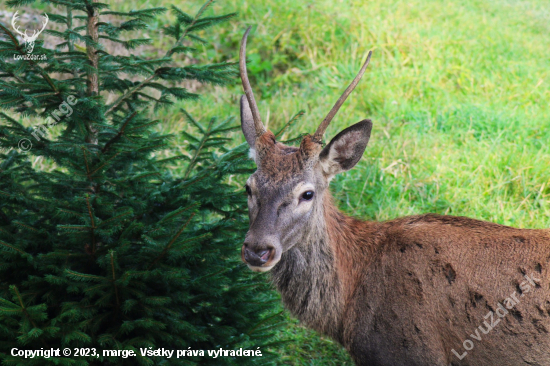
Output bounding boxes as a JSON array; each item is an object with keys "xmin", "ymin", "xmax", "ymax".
[{"xmin": 0, "ymin": 1, "xmax": 284, "ymax": 365}]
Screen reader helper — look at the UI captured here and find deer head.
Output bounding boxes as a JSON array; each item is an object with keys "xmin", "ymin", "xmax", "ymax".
[
  {"xmin": 11, "ymin": 11, "xmax": 49, "ymax": 54},
  {"xmin": 239, "ymin": 27, "xmax": 372, "ymax": 272}
]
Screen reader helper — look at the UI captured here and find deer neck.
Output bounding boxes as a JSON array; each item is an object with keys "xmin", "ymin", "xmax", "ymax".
[{"xmin": 270, "ymin": 191, "xmax": 375, "ymax": 342}]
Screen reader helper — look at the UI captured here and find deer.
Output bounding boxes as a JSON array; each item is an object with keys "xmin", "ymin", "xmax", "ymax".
[
  {"xmin": 237, "ymin": 27, "xmax": 550, "ymax": 366},
  {"xmin": 11, "ymin": 11, "xmax": 49, "ymax": 54}
]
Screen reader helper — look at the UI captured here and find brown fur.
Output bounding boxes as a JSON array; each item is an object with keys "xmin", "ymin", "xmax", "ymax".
[
  {"xmin": 271, "ymin": 187, "xmax": 550, "ymax": 365},
  {"xmin": 241, "ymin": 123, "xmax": 550, "ymax": 366}
]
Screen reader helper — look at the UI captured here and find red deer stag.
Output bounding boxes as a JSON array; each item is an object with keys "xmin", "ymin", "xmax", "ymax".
[{"xmin": 238, "ymin": 27, "xmax": 550, "ymax": 366}]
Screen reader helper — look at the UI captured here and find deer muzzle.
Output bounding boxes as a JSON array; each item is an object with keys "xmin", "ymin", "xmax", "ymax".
[{"xmin": 241, "ymin": 235, "xmax": 281, "ymax": 272}]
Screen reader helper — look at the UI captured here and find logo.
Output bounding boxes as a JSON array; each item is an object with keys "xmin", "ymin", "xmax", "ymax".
[{"xmin": 11, "ymin": 11, "xmax": 48, "ymax": 55}]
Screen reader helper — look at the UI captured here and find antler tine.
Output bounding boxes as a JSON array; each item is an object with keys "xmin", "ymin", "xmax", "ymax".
[
  {"xmin": 11, "ymin": 11, "xmax": 27, "ymax": 37},
  {"xmin": 313, "ymin": 50, "xmax": 373, "ymax": 143},
  {"xmin": 40, "ymin": 14, "xmax": 49, "ymax": 32},
  {"xmin": 240, "ymin": 27, "xmax": 266, "ymax": 138},
  {"xmin": 31, "ymin": 13, "xmax": 48, "ymax": 39}
]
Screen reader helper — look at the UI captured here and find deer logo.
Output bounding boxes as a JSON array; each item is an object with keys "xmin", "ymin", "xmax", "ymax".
[{"xmin": 11, "ymin": 11, "xmax": 48, "ymax": 54}]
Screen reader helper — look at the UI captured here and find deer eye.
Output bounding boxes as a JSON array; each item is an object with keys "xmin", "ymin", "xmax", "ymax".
[
  {"xmin": 300, "ymin": 191, "xmax": 314, "ymax": 201},
  {"xmin": 245, "ymin": 184, "xmax": 252, "ymax": 196}
]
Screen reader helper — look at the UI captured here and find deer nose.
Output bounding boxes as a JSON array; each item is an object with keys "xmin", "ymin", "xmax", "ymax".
[{"xmin": 242, "ymin": 243, "xmax": 273, "ymax": 267}]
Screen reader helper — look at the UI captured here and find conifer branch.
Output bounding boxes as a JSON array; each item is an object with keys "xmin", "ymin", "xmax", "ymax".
[
  {"xmin": 0, "ymin": 209, "xmax": 10, "ymax": 224},
  {"xmin": 183, "ymin": 116, "xmax": 215, "ymax": 180},
  {"xmin": 57, "ymin": 208, "xmax": 84, "ymax": 218},
  {"xmin": 110, "ymin": 252, "xmax": 120, "ymax": 307},
  {"xmin": 67, "ymin": 8, "xmax": 80, "ymax": 81},
  {"xmin": 147, "ymin": 213, "xmax": 195, "ymax": 269},
  {"xmin": 65, "ymin": 270, "xmax": 104, "ymax": 281},
  {"xmin": 82, "ymin": 148, "xmax": 91, "ymax": 180},
  {"xmin": 12, "ymin": 222, "xmax": 38, "ymax": 233},
  {"xmin": 0, "ymin": 24, "xmax": 59, "ymax": 93},
  {"xmin": 102, "ymin": 112, "xmax": 137, "ymax": 153},
  {"xmin": 245, "ymin": 310, "xmax": 285, "ymax": 336},
  {"xmin": 104, "ymin": 0, "xmax": 215, "ymax": 117},
  {"xmin": 13, "ymin": 287, "xmax": 36, "ymax": 329},
  {"xmin": 167, "ymin": 0, "xmax": 214, "ymax": 57},
  {"xmin": 0, "ymin": 239, "xmax": 25, "ymax": 256},
  {"xmin": 0, "ymin": 23, "xmax": 20, "ymax": 49},
  {"xmin": 89, "ymin": 152, "xmax": 119, "ymax": 176},
  {"xmin": 85, "ymin": 195, "xmax": 97, "ymax": 255},
  {"xmin": 104, "ymin": 76, "xmax": 155, "ymax": 116},
  {"xmin": 12, "ymin": 286, "xmax": 48, "ymax": 347},
  {"xmin": 97, "ymin": 210, "xmax": 132, "ymax": 228}
]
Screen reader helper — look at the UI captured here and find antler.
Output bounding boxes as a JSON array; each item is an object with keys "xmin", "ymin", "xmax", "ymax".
[
  {"xmin": 239, "ymin": 27, "xmax": 266, "ymax": 138},
  {"xmin": 312, "ymin": 50, "xmax": 373, "ymax": 143},
  {"xmin": 29, "ymin": 13, "xmax": 48, "ymax": 41},
  {"xmin": 37, "ymin": 14, "xmax": 48, "ymax": 36},
  {"xmin": 11, "ymin": 11, "xmax": 28, "ymax": 38}
]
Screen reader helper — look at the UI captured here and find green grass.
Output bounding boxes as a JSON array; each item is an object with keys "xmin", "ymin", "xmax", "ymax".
[
  {"xmin": 148, "ymin": 0, "xmax": 550, "ymax": 226},
  {"xmin": 132, "ymin": 0, "xmax": 550, "ymax": 364}
]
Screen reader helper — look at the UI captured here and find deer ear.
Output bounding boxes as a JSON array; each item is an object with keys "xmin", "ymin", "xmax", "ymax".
[{"xmin": 319, "ymin": 120, "xmax": 372, "ymax": 179}]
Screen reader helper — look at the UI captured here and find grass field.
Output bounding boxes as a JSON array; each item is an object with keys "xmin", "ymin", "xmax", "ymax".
[
  {"xmin": 11, "ymin": 0, "xmax": 550, "ymax": 364},
  {"xmin": 151, "ymin": 0, "xmax": 550, "ymax": 228},
  {"xmin": 141, "ymin": 0, "xmax": 550, "ymax": 364}
]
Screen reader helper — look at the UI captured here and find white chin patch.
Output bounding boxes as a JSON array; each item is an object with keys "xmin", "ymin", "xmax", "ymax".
[
  {"xmin": 248, "ymin": 264, "xmax": 275, "ymax": 273},
  {"xmin": 248, "ymin": 148, "xmax": 257, "ymax": 162}
]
